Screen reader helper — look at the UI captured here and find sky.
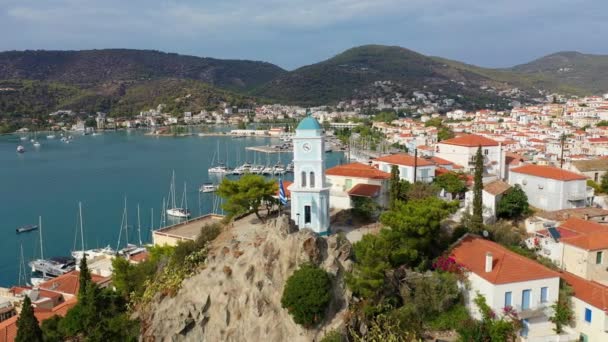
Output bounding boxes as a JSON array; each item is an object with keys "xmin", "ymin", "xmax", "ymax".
[{"xmin": 1, "ymin": 0, "xmax": 607, "ymax": 70}]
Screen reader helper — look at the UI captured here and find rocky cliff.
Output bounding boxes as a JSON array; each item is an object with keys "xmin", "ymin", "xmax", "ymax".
[{"xmin": 140, "ymin": 214, "xmax": 353, "ymax": 341}]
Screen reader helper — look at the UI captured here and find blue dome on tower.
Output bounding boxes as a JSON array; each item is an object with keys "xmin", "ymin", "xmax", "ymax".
[{"xmin": 296, "ymin": 111, "xmax": 322, "ymax": 130}]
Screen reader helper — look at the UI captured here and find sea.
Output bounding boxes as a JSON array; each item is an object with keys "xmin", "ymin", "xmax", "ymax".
[{"xmin": 0, "ymin": 129, "xmax": 345, "ymax": 287}]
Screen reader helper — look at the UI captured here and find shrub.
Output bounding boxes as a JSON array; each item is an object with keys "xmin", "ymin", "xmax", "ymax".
[
  {"xmin": 281, "ymin": 264, "xmax": 332, "ymax": 327},
  {"xmin": 320, "ymin": 329, "xmax": 344, "ymax": 342},
  {"xmin": 428, "ymin": 304, "xmax": 470, "ymax": 331}
]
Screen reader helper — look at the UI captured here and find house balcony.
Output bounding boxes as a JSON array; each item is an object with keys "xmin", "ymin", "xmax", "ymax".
[
  {"xmin": 513, "ymin": 302, "xmax": 551, "ymax": 319},
  {"xmin": 567, "ymin": 186, "xmax": 595, "ymax": 202}
]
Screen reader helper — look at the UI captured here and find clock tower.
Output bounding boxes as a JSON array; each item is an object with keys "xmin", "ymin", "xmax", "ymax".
[{"xmin": 290, "ymin": 111, "xmax": 330, "ymax": 235}]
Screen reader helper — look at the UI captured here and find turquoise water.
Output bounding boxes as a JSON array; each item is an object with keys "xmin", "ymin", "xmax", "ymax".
[{"xmin": 0, "ymin": 130, "xmax": 344, "ymax": 286}]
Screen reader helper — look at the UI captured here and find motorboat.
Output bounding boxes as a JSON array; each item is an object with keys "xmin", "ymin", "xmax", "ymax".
[
  {"xmin": 16, "ymin": 224, "xmax": 38, "ymax": 233},
  {"xmin": 33, "ymin": 141, "xmax": 41, "ymax": 148},
  {"xmin": 16, "ymin": 145, "xmax": 25, "ymax": 153},
  {"xmin": 166, "ymin": 208, "xmax": 191, "ymax": 218},
  {"xmin": 208, "ymin": 164, "xmax": 232, "ymax": 174},
  {"xmin": 199, "ymin": 183, "xmax": 218, "ymax": 193},
  {"xmin": 29, "ymin": 256, "xmax": 76, "ymax": 278},
  {"xmin": 47, "ymin": 135, "xmax": 56, "ymax": 139},
  {"xmin": 20, "ymin": 136, "xmax": 28, "ymax": 141}
]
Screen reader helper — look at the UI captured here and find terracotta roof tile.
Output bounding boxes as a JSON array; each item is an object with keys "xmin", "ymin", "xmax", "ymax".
[
  {"xmin": 451, "ymin": 235, "xmax": 559, "ymax": 284},
  {"xmin": 558, "ymin": 218, "xmax": 608, "ymax": 251},
  {"xmin": 561, "ymin": 272, "xmax": 608, "ymax": 311},
  {"xmin": 483, "ymin": 180, "xmax": 511, "ymax": 196},
  {"xmin": 38, "ymin": 271, "xmax": 110, "ymax": 296},
  {"xmin": 440, "ymin": 134, "xmax": 499, "ymax": 147},
  {"xmin": 326, "ymin": 162, "xmax": 391, "ymax": 179},
  {"xmin": 511, "ymin": 164, "xmax": 587, "ymax": 181},
  {"xmin": 347, "ymin": 184, "xmax": 382, "ymax": 198},
  {"xmin": 373, "ymin": 153, "xmax": 434, "ymax": 167}
]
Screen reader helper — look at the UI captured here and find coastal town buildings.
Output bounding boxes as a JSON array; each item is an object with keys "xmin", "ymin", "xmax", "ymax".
[{"xmin": 326, "ymin": 162, "xmax": 391, "ymax": 210}]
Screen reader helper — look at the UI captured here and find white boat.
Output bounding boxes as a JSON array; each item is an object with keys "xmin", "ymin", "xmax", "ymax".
[
  {"xmin": 29, "ymin": 216, "xmax": 76, "ymax": 280},
  {"xmin": 17, "ymin": 145, "xmax": 25, "ymax": 153},
  {"xmin": 208, "ymin": 141, "xmax": 233, "ymax": 174},
  {"xmin": 33, "ymin": 141, "xmax": 41, "ymax": 148},
  {"xmin": 199, "ymin": 183, "xmax": 218, "ymax": 193},
  {"xmin": 47, "ymin": 135, "xmax": 56, "ymax": 139},
  {"xmin": 166, "ymin": 171, "xmax": 191, "ymax": 218},
  {"xmin": 272, "ymin": 163, "xmax": 286, "ymax": 175},
  {"xmin": 233, "ymin": 162, "xmax": 252, "ymax": 175},
  {"xmin": 20, "ymin": 136, "xmax": 28, "ymax": 141},
  {"xmin": 251, "ymin": 164, "xmax": 264, "ymax": 174}
]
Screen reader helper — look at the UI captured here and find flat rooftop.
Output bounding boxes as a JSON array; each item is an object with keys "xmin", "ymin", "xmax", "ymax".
[{"xmin": 154, "ymin": 214, "xmax": 224, "ymax": 240}]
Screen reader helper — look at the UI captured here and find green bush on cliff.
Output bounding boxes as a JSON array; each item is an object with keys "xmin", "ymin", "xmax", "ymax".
[{"xmin": 281, "ymin": 264, "xmax": 332, "ymax": 327}]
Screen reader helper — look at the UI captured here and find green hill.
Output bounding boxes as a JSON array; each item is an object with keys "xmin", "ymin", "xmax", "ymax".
[
  {"xmin": 0, "ymin": 49, "xmax": 286, "ymax": 90},
  {"xmin": 253, "ymin": 45, "xmax": 527, "ymax": 106},
  {"xmin": 507, "ymin": 51, "xmax": 608, "ymax": 94}
]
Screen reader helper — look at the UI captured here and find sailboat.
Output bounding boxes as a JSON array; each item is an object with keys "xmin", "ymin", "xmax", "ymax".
[
  {"xmin": 166, "ymin": 172, "xmax": 191, "ymax": 218},
  {"xmin": 208, "ymin": 141, "xmax": 232, "ymax": 174},
  {"xmin": 29, "ymin": 216, "xmax": 76, "ymax": 285},
  {"xmin": 116, "ymin": 198, "xmax": 146, "ymax": 257},
  {"xmin": 71, "ymin": 202, "xmax": 115, "ymax": 262}
]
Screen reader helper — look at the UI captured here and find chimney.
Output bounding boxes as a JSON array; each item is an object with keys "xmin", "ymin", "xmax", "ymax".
[{"xmin": 485, "ymin": 252, "xmax": 493, "ymax": 273}]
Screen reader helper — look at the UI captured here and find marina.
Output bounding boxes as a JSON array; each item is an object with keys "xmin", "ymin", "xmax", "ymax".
[{"xmin": 0, "ymin": 129, "xmax": 345, "ymax": 286}]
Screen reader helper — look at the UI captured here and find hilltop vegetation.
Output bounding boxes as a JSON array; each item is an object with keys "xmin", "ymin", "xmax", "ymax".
[{"xmin": 1, "ymin": 46, "xmax": 607, "ymax": 118}]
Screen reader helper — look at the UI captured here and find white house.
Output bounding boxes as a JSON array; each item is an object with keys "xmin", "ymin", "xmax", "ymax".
[
  {"xmin": 561, "ymin": 272, "xmax": 608, "ymax": 342},
  {"xmin": 464, "ymin": 180, "xmax": 511, "ymax": 223},
  {"xmin": 509, "ymin": 164, "xmax": 593, "ymax": 211},
  {"xmin": 451, "ymin": 235, "xmax": 563, "ymax": 341},
  {"xmin": 372, "ymin": 153, "xmax": 436, "ymax": 183},
  {"xmin": 325, "ymin": 162, "xmax": 391, "ymax": 210},
  {"xmin": 528, "ymin": 218, "xmax": 608, "ymax": 286},
  {"xmin": 435, "ymin": 134, "xmax": 505, "ymax": 179}
]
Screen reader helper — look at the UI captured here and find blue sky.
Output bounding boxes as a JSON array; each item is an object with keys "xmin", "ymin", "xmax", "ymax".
[{"xmin": 1, "ymin": 0, "xmax": 606, "ymax": 70}]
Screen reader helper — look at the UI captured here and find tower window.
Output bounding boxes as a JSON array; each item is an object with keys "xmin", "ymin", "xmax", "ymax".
[
  {"xmin": 310, "ymin": 172, "xmax": 315, "ymax": 188},
  {"xmin": 301, "ymin": 171, "xmax": 307, "ymax": 187}
]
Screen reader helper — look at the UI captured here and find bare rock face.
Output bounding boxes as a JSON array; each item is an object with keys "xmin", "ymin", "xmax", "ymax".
[{"xmin": 141, "ymin": 214, "xmax": 352, "ymax": 342}]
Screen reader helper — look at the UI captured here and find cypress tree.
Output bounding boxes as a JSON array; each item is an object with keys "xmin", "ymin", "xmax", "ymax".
[
  {"xmin": 389, "ymin": 165, "xmax": 401, "ymax": 209},
  {"xmin": 78, "ymin": 255, "xmax": 91, "ymax": 301},
  {"xmin": 471, "ymin": 146, "xmax": 484, "ymax": 232},
  {"xmin": 15, "ymin": 296, "xmax": 43, "ymax": 342}
]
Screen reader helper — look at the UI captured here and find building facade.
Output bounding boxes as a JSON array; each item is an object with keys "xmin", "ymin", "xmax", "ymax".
[
  {"xmin": 509, "ymin": 164, "xmax": 593, "ymax": 211},
  {"xmin": 290, "ymin": 114, "xmax": 330, "ymax": 235},
  {"xmin": 326, "ymin": 162, "xmax": 391, "ymax": 210},
  {"xmin": 435, "ymin": 134, "xmax": 505, "ymax": 179},
  {"xmin": 372, "ymin": 153, "xmax": 436, "ymax": 183}
]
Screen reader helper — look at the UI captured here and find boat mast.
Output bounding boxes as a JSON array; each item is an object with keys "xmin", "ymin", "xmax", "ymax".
[
  {"xmin": 182, "ymin": 182, "xmax": 188, "ymax": 211},
  {"xmin": 18, "ymin": 243, "xmax": 25, "ymax": 286},
  {"xmin": 137, "ymin": 203, "xmax": 143, "ymax": 246},
  {"xmin": 171, "ymin": 171, "xmax": 177, "ymax": 209},
  {"xmin": 116, "ymin": 201, "xmax": 126, "ymax": 251},
  {"xmin": 38, "ymin": 216, "xmax": 44, "ymax": 260},
  {"xmin": 124, "ymin": 197, "xmax": 129, "ymax": 245},
  {"xmin": 79, "ymin": 202, "xmax": 85, "ymax": 252}
]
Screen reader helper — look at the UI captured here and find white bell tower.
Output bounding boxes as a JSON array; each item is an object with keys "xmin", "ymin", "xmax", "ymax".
[{"xmin": 290, "ymin": 112, "xmax": 330, "ymax": 235}]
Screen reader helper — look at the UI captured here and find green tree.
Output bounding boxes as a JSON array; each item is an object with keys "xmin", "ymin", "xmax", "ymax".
[
  {"xmin": 435, "ymin": 172, "xmax": 466, "ymax": 198},
  {"xmin": 597, "ymin": 120, "xmax": 608, "ymax": 127},
  {"xmin": 437, "ymin": 126, "xmax": 454, "ymax": 141},
  {"xmin": 471, "ymin": 146, "xmax": 484, "ymax": 232},
  {"xmin": 237, "ymin": 120, "xmax": 247, "ymax": 129},
  {"xmin": 351, "ymin": 196, "xmax": 379, "ymax": 221},
  {"xmin": 601, "ymin": 172, "xmax": 608, "ymax": 194},
  {"xmin": 404, "ymin": 181, "xmax": 437, "ymax": 201},
  {"xmin": 373, "ymin": 111, "xmax": 398, "ymax": 123},
  {"xmin": 550, "ymin": 281, "xmax": 574, "ymax": 333},
  {"xmin": 380, "ymin": 197, "xmax": 458, "ymax": 267},
  {"xmin": 281, "ymin": 264, "xmax": 332, "ymax": 327},
  {"xmin": 389, "ymin": 165, "xmax": 401, "ymax": 209},
  {"xmin": 217, "ymin": 174, "xmax": 277, "ymax": 222},
  {"xmin": 16, "ymin": 296, "xmax": 43, "ymax": 342},
  {"xmin": 78, "ymin": 256, "xmax": 91, "ymax": 301},
  {"xmin": 497, "ymin": 185, "xmax": 530, "ymax": 219},
  {"xmin": 346, "ymin": 234, "xmax": 392, "ymax": 299}
]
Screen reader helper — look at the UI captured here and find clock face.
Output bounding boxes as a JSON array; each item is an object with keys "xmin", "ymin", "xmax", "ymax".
[{"xmin": 302, "ymin": 143, "xmax": 312, "ymax": 152}]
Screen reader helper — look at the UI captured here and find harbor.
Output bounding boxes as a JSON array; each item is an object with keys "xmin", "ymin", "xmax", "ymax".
[{"xmin": 0, "ymin": 130, "xmax": 345, "ymax": 286}]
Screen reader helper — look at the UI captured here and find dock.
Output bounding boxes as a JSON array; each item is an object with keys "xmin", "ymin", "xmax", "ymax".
[
  {"xmin": 152, "ymin": 214, "xmax": 224, "ymax": 247},
  {"xmin": 246, "ymin": 145, "xmax": 292, "ymax": 153}
]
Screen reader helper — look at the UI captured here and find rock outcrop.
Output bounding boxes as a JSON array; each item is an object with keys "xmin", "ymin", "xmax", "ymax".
[{"xmin": 141, "ymin": 214, "xmax": 353, "ymax": 341}]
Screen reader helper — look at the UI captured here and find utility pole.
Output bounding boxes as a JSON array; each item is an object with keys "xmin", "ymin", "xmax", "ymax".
[
  {"xmin": 413, "ymin": 148, "xmax": 418, "ymax": 183},
  {"xmin": 560, "ymin": 133, "xmax": 566, "ymax": 169}
]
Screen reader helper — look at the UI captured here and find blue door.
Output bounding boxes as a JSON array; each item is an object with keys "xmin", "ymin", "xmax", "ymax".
[{"xmin": 522, "ymin": 289, "xmax": 531, "ymax": 310}]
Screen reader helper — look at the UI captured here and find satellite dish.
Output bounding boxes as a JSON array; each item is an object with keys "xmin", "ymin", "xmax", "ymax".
[{"xmin": 482, "ymin": 230, "xmax": 489, "ymax": 238}]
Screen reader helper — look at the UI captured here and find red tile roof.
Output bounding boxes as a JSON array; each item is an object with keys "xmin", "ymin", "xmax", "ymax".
[
  {"xmin": 510, "ymin": 164, "xmax": 587, "ymax": 181},
  {"xmin": 451, "ymin": 235, "xmax": 559, "ymax": 284},
  {"xmin": 326, "ymin": 162, "xmax": 391, "ymax": 179},
  {"xmin": 373, "ymin": 153, "xmax": 434, "ymax": 167},
  {"xmin": 0, "ymin": 298, "xmax": 77, "ymax": 342},
  {"xmin": 38, "ymin": 271, "xmax": 110, "ymax": 296},
  {"xmin": 429, "ymin": 156, "xmax": 454, "ymax": 166},
  {"xmin": 561, "ymin": 272, "xmax": 608, "ymax": 311},
  {"xmin": 347, "ymin": 184, "xmax": 382, "ymax": 198},
  {"xmin": 483, "ymin": 180, "xmax": 511, "ymax": 196},
  {"xmin": 558, "ymin": 218, "xmax": 608, "ymax": 251},
  {"xmin": 440, "ymin": 134, "xmax": 499, "ymax": 147}
]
